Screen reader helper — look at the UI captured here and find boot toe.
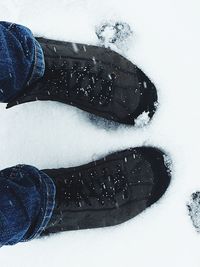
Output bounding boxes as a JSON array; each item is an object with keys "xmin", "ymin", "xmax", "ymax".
[
  {"xmin": 135, "ymin": 147, "xmax": 171, "ymax": 206},
  {"xmin": 133, "ymin": 68, "xmax": 158, "ymax": 123},
  {"xmin": 113, "ymin": 66, "xmax": 158, "ymax": 125}
]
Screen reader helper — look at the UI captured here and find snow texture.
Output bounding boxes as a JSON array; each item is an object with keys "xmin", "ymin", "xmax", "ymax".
[
  {"xmin": 187, "ymin": 192, "xmax": 200, "ymax": 232},
  {"xmin": 0, "ymin": 0, "xmax": 200, "ymax": 267},
  {"xmin": 95, "ymin": 21, "xmax": 133, "ymax": 51},
  {"xmin": 134, "ymin": 111, "xmax": 150, "ymax": 128}
]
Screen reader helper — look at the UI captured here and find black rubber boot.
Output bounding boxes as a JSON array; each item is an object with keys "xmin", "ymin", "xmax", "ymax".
[
  {"xmin": 41, "ymin": 147, "xmax": 171, "ymax": 235},
  {"xmin": 7, "ymin": 38, "xmax": 158, "ymax": 125}
]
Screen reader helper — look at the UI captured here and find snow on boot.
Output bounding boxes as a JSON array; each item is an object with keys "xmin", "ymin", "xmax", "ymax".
[
  {"xmin": 41, "ymin": 147, "xmax": 171, "ymax": 235},
  {"xmin": 7, "ymin": 37, "xmax": 157, "ymax": 125}
]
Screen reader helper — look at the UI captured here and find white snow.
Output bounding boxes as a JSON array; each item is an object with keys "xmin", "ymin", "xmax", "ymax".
[
  {"xmin": 96, "ymin": 20, "xmax": 133, "ymax": 51},
  {"xmin": 72, "ymin": 42, "xmax": 79, "ymax": 53},
  {"xmin": 187, "ymin": 192, "xmax": 200, "ymax": 232},
  {"xmin": 0, "ymin": 0, "xmax": 200, "ymax": 266},
  {"xmin": 134, "ymin": 111, "xmax": 150, "ymax": 127}
]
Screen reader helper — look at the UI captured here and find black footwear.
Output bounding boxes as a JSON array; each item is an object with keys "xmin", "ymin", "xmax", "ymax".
[
  {"xmin": 7, "ymin": 38, "xmax": 158, "ymax": 125},
  {"xmin": 41, "ymin": 147, "xmax": 171, "ymax": 235}
]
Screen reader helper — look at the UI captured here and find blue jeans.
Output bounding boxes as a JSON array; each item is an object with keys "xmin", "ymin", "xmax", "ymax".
[
  {"xmin": 0, "ymin": 21, "xmax": 45, "ymax": 102},
  {"xmin": 0, "ymin": 21, "xmax": 56, "ymax": 246}
]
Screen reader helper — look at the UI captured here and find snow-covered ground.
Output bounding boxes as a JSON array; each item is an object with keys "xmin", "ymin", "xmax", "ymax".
[{"xmin": 0, "ymin": 0, "xmax": 200, "ymax": 266}]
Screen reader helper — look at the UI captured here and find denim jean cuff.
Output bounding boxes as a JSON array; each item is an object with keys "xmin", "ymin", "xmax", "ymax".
[
  {"xmin": 23, "ymin": 170, "xmax": 56, "ymax": 242},
  {"xmin": 27, "ymin": 39, "xmax": 45, "ymax": 86}
]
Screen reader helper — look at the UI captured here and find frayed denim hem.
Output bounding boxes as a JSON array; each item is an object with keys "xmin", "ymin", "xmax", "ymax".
[{"xmin": 27, "ymin": 39, "xmax": 45, "ymax": 86}]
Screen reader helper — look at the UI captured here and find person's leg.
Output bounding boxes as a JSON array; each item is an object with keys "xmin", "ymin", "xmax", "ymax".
[
  {"xmin": 0, "ymin": 21, "xmax": 45, "ymax": 103},
  {"xmin": 0, "ymin": 164, "xmax": 55, "ymax": 246},
  {"xmin": 0, "ymin": 147, "xmax": 170, "ymax": 245}
]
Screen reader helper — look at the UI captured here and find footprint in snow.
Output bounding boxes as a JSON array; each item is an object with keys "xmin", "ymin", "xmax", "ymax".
[
  {"xmin": 187, "ymin": 191, "xmax": 200, "ymax": 232},
  {"xmin": 95, "ymin": 21, "xmax": 133, "ymax": 53}
]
